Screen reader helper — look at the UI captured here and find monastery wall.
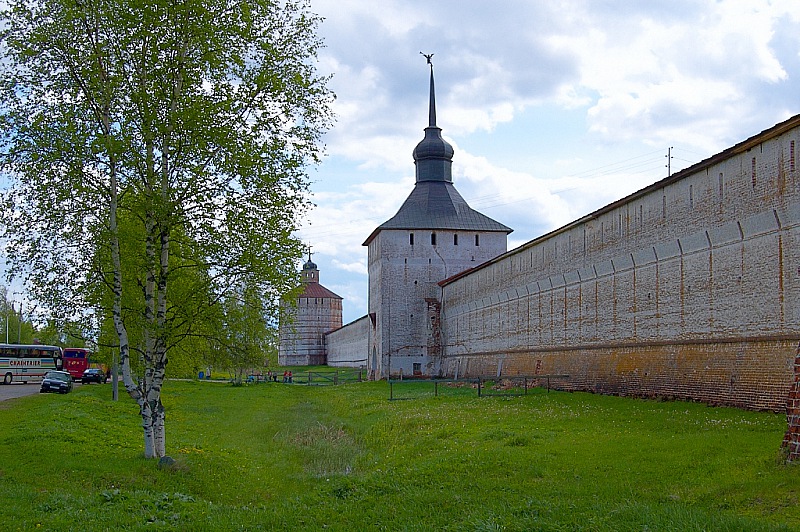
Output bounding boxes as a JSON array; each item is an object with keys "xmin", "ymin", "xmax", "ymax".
[
  {"xmin": 325, "ymin": 316, "xmax": 370, "ymax": 368},
  {"xmin": 440, "ymin": 118, "xmax": 800, "ymax": 411}
]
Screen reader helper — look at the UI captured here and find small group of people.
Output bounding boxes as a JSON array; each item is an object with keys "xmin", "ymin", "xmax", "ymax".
[{"xmin": 262, "ymin": 369, "xmax": 293, "ymax": 383}]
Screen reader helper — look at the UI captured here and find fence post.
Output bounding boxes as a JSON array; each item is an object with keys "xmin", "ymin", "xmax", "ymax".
[
  {"xmin": 435, "ymin": 380, "xmax": 438, "ymax": 397},
  {"xmin": 334, "ymin": 372, "xmax": 339, "ymax": 385},
  {"xmin": 389, "ymin": 380, "xmax": 393, "ymax": 400},
  {"xmin": 524, "ymin": 376, "xmax": 528, "ymax": 395},
  {"xmin": 478, "ymin": 378, "xmax": 482, "ymax": 398}
]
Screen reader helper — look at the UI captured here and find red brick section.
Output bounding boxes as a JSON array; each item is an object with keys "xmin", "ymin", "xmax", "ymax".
[
  {"xmin": 449, "ymin": 339, "xmax": 796, "ymax": 412},
  {"xmin": 782, "ymin": 342, "xmax": 800, "ymax": 462}
]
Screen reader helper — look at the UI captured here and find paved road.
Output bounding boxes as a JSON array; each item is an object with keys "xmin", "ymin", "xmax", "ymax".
[{"xmin": 0, "ymin": 382, "xmax": 43, "ymax": 402}]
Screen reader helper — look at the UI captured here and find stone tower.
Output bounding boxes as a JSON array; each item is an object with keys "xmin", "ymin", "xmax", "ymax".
[
  {"xmin": 362, "ymin": 59, "xmax": 512, "ymax": 378},
  {"xmin": 278, "ymin": 254, "xmax": 343, "ymax": 366}
]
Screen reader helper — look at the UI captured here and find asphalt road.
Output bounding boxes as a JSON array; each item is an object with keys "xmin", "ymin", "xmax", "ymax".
[{"xmin": 0, "ymin": 382, "xmax": 50, "ymax": 401}]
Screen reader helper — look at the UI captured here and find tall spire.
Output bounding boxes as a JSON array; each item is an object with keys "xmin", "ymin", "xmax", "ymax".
[
  {"xmin": 413, "ymin": 52, "xmax": 454, "ymax": 183},
  {"xmin": 362, "ymin": 53, "xmax": 513, "ymax": 246},
  {"xmin": 422, "ymin": 52, "xmax": 436, "ymax": 127}
]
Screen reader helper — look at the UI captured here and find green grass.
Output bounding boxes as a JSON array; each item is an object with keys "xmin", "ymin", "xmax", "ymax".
[{"xmin": 1, "ymin": 380, "xmax": 799, "ymax": 531}]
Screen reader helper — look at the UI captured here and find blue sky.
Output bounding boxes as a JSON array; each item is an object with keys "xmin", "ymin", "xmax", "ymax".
[{"xmin": 299, "ymin": 0, "xmax": 800, "ymax": 324}]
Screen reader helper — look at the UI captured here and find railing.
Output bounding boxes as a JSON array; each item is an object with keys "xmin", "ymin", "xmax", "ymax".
[
  {"xmin": 247, "ymin": 369, "xmax": 365, "ymax": 386},
  {"xmin": 387, "ymin": 374, "xmax": 570, "ymax": 401}
]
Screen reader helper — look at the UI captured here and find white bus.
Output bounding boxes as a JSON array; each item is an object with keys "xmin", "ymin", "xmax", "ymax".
[{"xmin": 0, "ymin": 344, "xmax": 64, "ymax": 384}]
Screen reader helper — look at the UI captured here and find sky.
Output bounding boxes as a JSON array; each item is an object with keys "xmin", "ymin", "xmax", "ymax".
[{"xmin": 298, "ymin": 0, "xmax": 800, "ymax": 324}]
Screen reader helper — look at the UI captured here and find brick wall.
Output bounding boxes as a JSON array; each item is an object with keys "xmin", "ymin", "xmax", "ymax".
[
  {"xmin": 367, "ymin": 229, "xmax": 507, "ymax": 377},
  {"xmin": 782, "ymin": 343, "xmax": 800, "ymax": 458},
  {"xmin": 440, "ymin": 117, "xmax": 800, "ymax": 411},
  {"xmin": 279, "ymin": 296, "xmax": 342, "ymax": 366}
]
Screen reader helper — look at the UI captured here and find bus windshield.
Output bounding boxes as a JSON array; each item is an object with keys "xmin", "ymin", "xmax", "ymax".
[
  {"xmin": 63, "ymin": 348, "xmax": 91, "ymax": 379},
  {"xmin": 0, "ymin": 344, "xmax": 64, "ymax": 385}
]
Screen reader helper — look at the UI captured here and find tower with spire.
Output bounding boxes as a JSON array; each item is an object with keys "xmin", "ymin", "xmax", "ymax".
[
  {"xmin": 362, "ymin": 56, "xmax": 512, "ymax": 378},
  {"xmin": 278, "ymin": 250, "xmax": 343, "ymax": 366}
]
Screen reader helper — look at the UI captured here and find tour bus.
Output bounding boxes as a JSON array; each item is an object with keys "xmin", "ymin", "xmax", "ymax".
[
  {"xmin": 63, "ymin": 348, "xmax": 91, "ymax": 379},
  {"xmin": 0, "ymin": 344, "xmax": 64, "ymax": 384}
]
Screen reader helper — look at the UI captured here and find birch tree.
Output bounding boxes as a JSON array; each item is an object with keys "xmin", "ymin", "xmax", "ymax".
[{"xmin": 0, "ymin": 0, "xmax": 332, "ymax": 458}]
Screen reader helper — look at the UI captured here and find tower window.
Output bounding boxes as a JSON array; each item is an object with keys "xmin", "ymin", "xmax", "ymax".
[
  {"xmin": 410, "ymin": 233, "xmax": 414, "ymax": 246},
  {"xmin": 475, "ymin": 234, "xmax": 480, "ymax": 246},
  {"xmin": 431, "ymin": 233, "xmax": 437, "ymax": 245},
  {"xmin": 453, "ymin": 234, "xmax": 458, "ymax": 245}
]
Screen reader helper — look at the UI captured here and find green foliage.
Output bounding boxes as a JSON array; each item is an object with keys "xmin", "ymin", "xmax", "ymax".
[
  {"xmin": 206, "ymin": 282, "xmax": 278, "ymax": 384},
  {"xmin": 0, "ymin": 0, "xmax": 333, "ymax": 455},
  {"xmin": 1, "ymin": 382, "xmax": 799, "ymax": 530}
]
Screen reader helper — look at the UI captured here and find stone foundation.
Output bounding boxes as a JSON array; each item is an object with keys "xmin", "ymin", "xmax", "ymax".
[{"xmin": 442, "ymin": 338, "xmax": 796, "ymax": 412}]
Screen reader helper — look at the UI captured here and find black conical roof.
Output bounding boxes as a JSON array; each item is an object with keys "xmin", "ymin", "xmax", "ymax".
[{"xmin": 412, "ymin": 63, "xmax": 454, "ymax": 183}]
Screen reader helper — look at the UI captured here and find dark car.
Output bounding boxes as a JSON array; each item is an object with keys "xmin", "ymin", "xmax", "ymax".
[
  {"xmin": 81, "ymin": 368, "xmax": 108, "ymax": 384},
  {"xmin": 40, "ymin": 371, "xmax": 73, "ymax": 394}
]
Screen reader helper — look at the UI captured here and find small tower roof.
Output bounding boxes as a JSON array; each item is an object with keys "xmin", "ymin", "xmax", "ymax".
[
  {"xmin": 299, "ymin": 283, "xmax": 342, "ymax": 299},
  {"xmin": 298, "ymin": 249, "xmax": 342, "ymax": 299}
]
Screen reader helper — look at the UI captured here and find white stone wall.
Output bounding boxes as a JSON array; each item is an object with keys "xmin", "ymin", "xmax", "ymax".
[
  {"xmin": 367, "ymin": 228, "xmax": 507, "ymax": 377},
  {"xmin": 439, "ymin": 119, "xmax": 800, "ymax": 409},
  {"xmin": 325, "ymin": 315, "xmax": 370, "ymax": 368}
]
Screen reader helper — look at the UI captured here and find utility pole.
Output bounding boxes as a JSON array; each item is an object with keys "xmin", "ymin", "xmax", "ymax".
[
  {"xmin": 666, "ymin": 146, "xmax": 674, "ymax": 177},
  {"xmin": 11, "ymin": 292, "xmax": 20, "ymax": 344}
]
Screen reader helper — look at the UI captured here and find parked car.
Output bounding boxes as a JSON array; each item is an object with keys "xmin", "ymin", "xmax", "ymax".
[
  {"xmin": 81, "ymin": 368, "xmax": 108, "ymax": 384},
  {"xmin": 40, "ymin": 371, "xmax": 73, "ymax": 394}
]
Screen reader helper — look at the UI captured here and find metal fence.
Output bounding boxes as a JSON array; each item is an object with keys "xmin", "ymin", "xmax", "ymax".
[
  {"xmin": 247, "ymin": 369, "xmax": 365, "ymax": 386},
  {"xmin": 387, "ymin": 374, "xmax": 569, "ymax": 401}
]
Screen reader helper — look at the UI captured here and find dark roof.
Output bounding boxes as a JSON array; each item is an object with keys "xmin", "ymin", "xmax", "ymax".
[
  {"xmin": 363, "ymin": 60, "xmax": 512, "ymax": 246},
  {"xmin": 298, "ymin": 282, "xmax": 342, "ymax": 300},
  {"xmin": 411, "ymin": 61, "xmax": 455, "ymax": 184},
  {"xmin": 363, "ymin": 180, "xmax": 512, "ymax": 244}
]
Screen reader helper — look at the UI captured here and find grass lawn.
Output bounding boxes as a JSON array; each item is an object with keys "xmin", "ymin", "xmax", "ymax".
[{"xmin": 1, "ymin": 379, "xmax": 799, "ymax": 531}]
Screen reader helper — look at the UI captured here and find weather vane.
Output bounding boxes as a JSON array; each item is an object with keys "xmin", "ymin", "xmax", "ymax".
[{"xmin": 420, "ymin": 51, "xmax": 434, "ymax": 66}]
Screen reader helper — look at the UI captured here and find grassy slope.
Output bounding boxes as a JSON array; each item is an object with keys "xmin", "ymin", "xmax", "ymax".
[{"xmin": 0, "ymin": 380, "xmax": 798, "ymax": 531}]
